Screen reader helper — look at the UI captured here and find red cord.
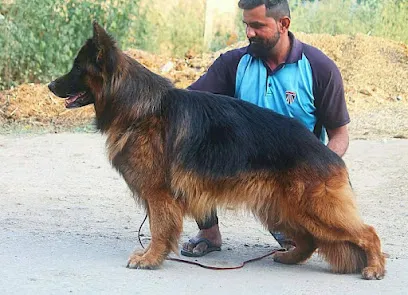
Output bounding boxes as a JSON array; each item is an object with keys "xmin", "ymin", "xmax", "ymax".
[
  {"xmin": 166, "ymin": 249, "xmax": 281, "ymax": 270},
  {"xmin": 138, "ymin": 214, "xmax": 283, "ymax": 270}
]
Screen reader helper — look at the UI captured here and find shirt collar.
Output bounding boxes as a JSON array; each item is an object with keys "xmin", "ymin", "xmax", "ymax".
[{"xmin": 286, "ymin": 31, "xmax": 303, "ymax": 64}]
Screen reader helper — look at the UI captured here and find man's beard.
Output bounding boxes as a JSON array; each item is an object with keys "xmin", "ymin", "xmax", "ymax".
[{"xmin": 248, "ymin": 30, "xmax": 280, "ymax": 58}]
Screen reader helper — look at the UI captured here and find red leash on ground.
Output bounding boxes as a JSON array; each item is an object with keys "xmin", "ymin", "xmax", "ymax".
[
  {"xmin": 138, "ymin": 214, "xmax": 282, "ymax": 270},
  {"xmin": 166, "ymin": 249, "xmax": 280, "ymax": 270}
]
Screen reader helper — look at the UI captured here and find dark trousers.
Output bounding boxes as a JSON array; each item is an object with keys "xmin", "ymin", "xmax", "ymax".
[{"xmin": 197, "ymin": 209, "xmax": 219, "ymax": 230}]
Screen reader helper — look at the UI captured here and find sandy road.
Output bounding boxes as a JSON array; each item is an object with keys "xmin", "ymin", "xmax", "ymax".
[{"xmin": 0, "ymin": 133, "xmax": 407, "ymax": 294}]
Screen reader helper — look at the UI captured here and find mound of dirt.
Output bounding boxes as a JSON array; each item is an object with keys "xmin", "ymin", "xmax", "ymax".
[
  {"xmin": 1, "ymin": 33, "xmax": 407, "ymax": 132},
  {"xmin": 295, "ymin": 33, "xmax": 408, "ymax": 112}
]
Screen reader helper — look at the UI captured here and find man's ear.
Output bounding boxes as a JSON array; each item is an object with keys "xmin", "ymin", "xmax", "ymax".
[
  {"xmin": 279, "ymin": 17, "xmax": 291, "ymax": 32},
  {"xmin": 92, "ymin": 21, "xmax": 116, "ymax": 63}
]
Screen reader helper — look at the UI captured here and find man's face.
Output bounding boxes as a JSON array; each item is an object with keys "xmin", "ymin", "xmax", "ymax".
[{"xmin": 242, "ymin": 5, "xmax": 281, "ymax": 58}]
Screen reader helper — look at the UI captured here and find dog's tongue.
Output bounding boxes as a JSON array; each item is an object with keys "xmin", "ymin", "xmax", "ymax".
[{"xmin": 65, "ymin": 92, "xmax": 84, "ymax": 107}]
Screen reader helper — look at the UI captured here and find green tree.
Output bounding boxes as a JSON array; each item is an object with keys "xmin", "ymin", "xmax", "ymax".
[{"xmin": 0, "ymin": 0, "xmax": 141, "ymax": 90}]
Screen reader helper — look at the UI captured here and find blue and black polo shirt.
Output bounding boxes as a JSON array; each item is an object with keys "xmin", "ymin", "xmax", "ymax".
[{"xmin": 188, "ymin": 32, "xmax": 350, "ymax": 143}]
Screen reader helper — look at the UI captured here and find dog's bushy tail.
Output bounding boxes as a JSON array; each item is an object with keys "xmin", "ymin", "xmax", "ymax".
[{"xmin": 318, "ymin": 241, "xmax": 367, "ymax": 273}]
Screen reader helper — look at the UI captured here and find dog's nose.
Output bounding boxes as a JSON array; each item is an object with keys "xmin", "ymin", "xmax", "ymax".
[{"xmin": 48, "ymin": 81, "xmax": 56, "ymax": 92}]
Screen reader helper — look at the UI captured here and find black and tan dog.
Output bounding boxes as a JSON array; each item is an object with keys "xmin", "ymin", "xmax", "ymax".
[{"xmin": 48, "ymin": 22, "xmax": 385, "ymax": 279}]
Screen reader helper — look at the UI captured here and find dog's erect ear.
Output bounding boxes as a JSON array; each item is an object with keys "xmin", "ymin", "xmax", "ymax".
[{"xmin": 92, "ymin": 21, "xmax": 116, "ymax": 61}]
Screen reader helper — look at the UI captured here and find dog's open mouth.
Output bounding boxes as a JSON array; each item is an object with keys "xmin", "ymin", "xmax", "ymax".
[{"xmin": 65, "ymin": 91, "xmax": 88, "ymax": 108}]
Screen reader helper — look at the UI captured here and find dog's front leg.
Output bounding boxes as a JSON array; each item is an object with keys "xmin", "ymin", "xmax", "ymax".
[{"xmin": 127, "ymin": 190, "xmax": 183, "ymax": 269}]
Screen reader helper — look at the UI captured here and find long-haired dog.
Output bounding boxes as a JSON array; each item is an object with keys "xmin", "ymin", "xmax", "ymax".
[{"xmin": 48, "ymin": 22, "xmax": 385, "ymax": 279}]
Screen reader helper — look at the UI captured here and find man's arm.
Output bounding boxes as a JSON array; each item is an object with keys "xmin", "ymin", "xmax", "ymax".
[
  {"xmin": 327, "ymin": 125, "xmax": 349, "ymax": 157},
  {"xmin": 303, "ymin": 45, "xmax": 350, "ymax": 157}
]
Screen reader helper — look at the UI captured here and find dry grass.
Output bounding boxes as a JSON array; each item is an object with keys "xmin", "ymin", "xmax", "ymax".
[
  {"xmin": 1, "ymin": 33, "xmax": 407, "ymax": 138},
  {"xmin": 295, "ymin": 33, "xmax": 408, "ymax": 112}
]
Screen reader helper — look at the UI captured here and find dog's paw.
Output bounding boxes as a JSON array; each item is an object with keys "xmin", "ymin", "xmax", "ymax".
[
  {"xmin": 362, "ymin": 266, "xmax": 385, "ymax": 280},
  {"xmin": 126, "ymin": 253, "xmax": 162, "ymax": 270},
  {"xmin": 272, "ymin": 250, "xmax": 292, "ymax": 264},
  {"xmin": 130, "ymin": 249, "xmax": 146, "ymax": 258}
]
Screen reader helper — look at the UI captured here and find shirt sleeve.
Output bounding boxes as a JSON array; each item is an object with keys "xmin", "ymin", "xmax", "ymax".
[
  {"xmin": 305, "ymin": 45, "xmax": 350, "ymax": 129},
  {"xmin": 188, "ymin": 48, "xmax": 246, "ymax": 97}
]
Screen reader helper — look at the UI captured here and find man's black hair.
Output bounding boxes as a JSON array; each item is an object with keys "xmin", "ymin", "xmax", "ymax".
[{"xmin": 238, "ymin": 0, "xmax": 291, "ymax": 19}]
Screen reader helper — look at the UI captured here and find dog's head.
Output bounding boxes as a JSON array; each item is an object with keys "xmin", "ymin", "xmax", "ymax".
[{"xmin": 48, "ymin": 21, "xmax": 118, "ymax": 109}]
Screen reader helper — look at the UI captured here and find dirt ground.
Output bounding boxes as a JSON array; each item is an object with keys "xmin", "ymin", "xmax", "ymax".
[{"xmin": 0, "ymin": 134, "xmax": 407, "ymax": 294}]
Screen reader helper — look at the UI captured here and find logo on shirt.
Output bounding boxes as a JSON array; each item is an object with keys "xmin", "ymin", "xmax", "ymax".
[{"xmin": 285, "ymin": 91, "xmax": 296, "ymax": 104}]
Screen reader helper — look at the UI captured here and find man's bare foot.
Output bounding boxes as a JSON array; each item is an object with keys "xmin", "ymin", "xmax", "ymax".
[{"xmin": 181, "ymin": 224, "xmax": 222, "ymax": 257}]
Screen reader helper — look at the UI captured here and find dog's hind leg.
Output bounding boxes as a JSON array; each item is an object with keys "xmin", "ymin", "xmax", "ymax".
[
  {"xmin": 273, "ymin": 231, "xmax": 317, "ymax": 265},
  {"xmin": 350, "ymin": 225, "xmax": 385, "ymax": 280},
  {"xmin": 314, "ymin": 223, "xmax": 385, "ymax": 279},
  {"xmin": 302, "ymin": 173, "xmax": 385, "ymax": 279},
  {"xmin": 127, "ymin": 190, "xmax": 183, "ymax": 269}
]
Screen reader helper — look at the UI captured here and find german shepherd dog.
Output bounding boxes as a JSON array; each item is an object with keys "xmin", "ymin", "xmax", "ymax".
[{"xmin": 48, "ymin": 22, "xmax": 385, "ymax": 279}]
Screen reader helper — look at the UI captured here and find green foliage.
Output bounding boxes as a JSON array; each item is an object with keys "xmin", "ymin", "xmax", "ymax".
[
  {"xmin": 290, "ymin": 0, "xmax": 408, "ymax": 43},
  {"xmin": 0, "ymin": 0, "xmax": 407, "ymax": 90},
  {"xmin": 129, "ymin": 0, "xmax": 205, "ymax": 56},
  {"xmin": 0, "ymin": 0, "xmax": 140, "ymax": 90},
  {"xmin": 166, "ymin": 1, "xmax": 205, "ymax": 57},
  {"xmin": 371, "ymin": 0, "xmax": 408, "ymax": 44}
]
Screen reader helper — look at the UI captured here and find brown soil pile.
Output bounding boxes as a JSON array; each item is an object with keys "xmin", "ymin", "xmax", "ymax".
[
  {"xmin": 295, "ymin": 33, "xmax": 408, "ymax": 112},
  {"xmin": 1, "ymin": 33, "xmax": 407, "ymax": 131}
]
